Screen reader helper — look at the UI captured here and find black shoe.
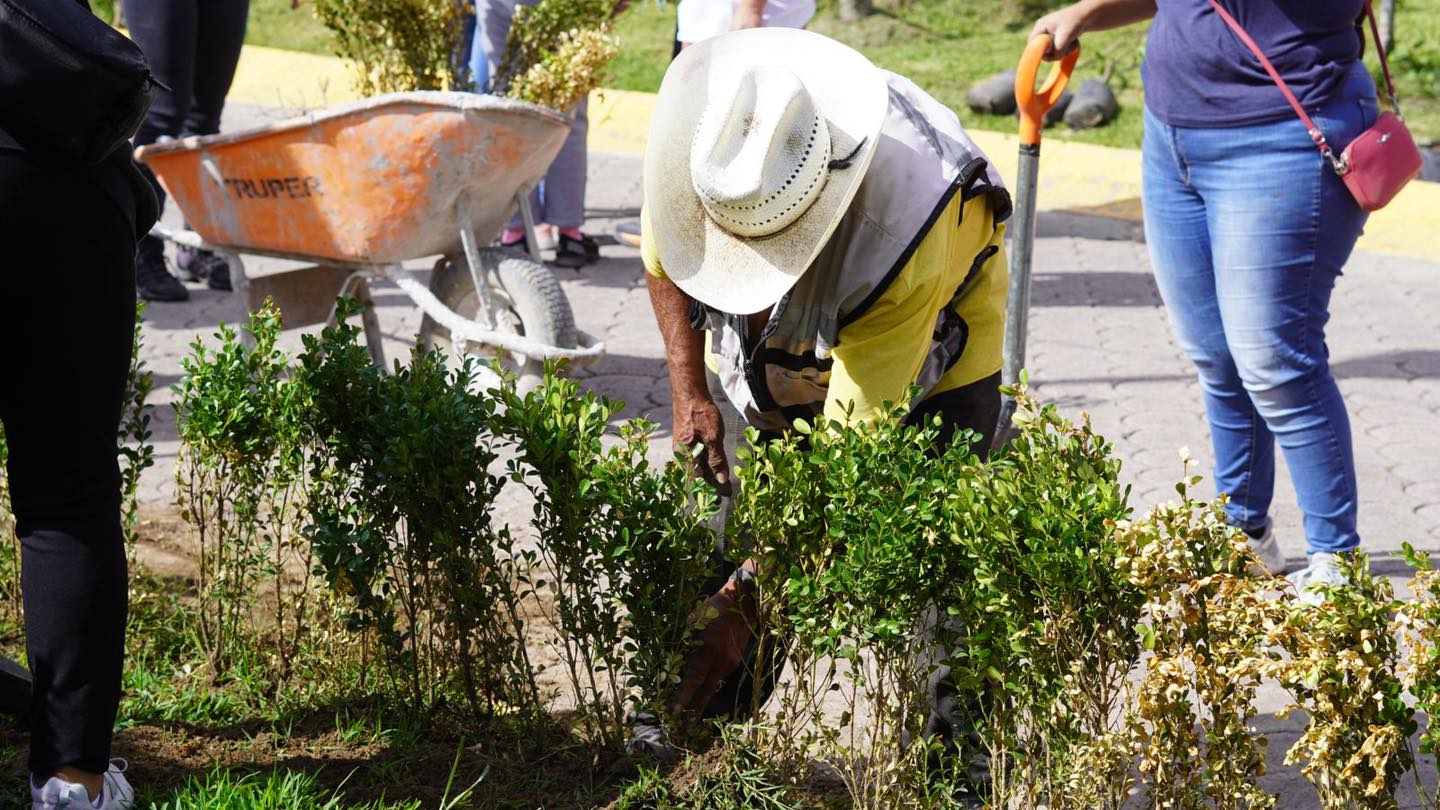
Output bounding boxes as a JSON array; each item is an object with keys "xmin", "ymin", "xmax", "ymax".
[
  {"xmin": 498, "ymin": 234, "xmax": 531, "ymax": 255},
  {"xmin": 176, "ymin": 246, "xmax": 233, "ymax": 291},
  {"xmin": 136, "ymin": 253, "xmax": 189, "ymax": 302},
  {"xmin": 553, "ymin": 232, "xmax": 599, "ymax": 268}
]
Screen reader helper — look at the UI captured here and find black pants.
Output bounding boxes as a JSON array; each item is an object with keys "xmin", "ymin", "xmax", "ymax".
[
  {"xmin": 701, "ymin": 370, "xmax": 1003, "ymax": 722},
  {"xmin": 0, "ymin": 152, "xmax": 136, "ymax": 775},
  {"xmin": 128, "ymin": 0, "xmax": 249, "ymax": 263}
]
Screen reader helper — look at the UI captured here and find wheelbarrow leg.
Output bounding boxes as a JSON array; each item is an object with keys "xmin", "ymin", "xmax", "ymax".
[
  {"xmin": 515, "ymin": 185, "xmax": 546, "ymax": 265},
  {"xmin": 456, "ymin": 194, "xmax": 496, "ymax": 330},
  {"xmin": 338, "ymin": 271, "xmax": 387, "ymax": 368}
]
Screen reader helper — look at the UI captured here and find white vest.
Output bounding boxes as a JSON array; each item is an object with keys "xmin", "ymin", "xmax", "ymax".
[{"xmin": 702, "ymin": 71, "xmax": 1010, "ymax": 432}]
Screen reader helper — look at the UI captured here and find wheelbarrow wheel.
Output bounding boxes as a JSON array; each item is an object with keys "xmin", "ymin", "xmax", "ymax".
[{"xmin": 419, "ymin": 247, "xmax": 577, "ymax": 393}]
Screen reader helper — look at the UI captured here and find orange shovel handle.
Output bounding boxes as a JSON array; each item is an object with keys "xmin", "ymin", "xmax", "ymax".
[{"xmin": 1016, "ymin": 34, "xmax": 1080, "ymax": 146}]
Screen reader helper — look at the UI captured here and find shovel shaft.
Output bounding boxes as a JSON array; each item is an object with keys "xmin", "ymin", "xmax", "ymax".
[
  {"xmin": 1003, "ymin": 147, "xmax": 1042, "ymax": 391},
  {"xmin": 995, "ymin": 34, "xmax": 1077, "ymax": 446},
  {"xmin": 994, "ymin": 147, "xmax": 1041, "ymax": 443}
]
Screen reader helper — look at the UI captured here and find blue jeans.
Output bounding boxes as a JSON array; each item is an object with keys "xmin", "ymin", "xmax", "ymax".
[{"xmin": 1141, "ymin": 64, "xmax": 1378, "ymax": 554}]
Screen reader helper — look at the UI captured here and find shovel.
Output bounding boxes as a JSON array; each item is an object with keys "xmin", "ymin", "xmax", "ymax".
[{"xmin": 995, "ymin": 34, "xmax": 1079, "ymax": 445}]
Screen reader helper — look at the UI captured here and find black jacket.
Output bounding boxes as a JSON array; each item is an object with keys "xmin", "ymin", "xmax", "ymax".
[{"xmin": 0, "ymin": 0, "xmax": 159, "ymax": 241}]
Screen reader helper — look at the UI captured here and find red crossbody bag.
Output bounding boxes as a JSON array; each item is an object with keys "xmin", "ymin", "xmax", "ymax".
[{"xmin": 1208, "ymin": 0, "xmax": 1422, "ymax": 212}]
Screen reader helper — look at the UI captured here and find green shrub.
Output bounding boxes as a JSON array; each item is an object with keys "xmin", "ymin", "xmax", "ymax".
[
  {"xmin": 174, "ymin": 303, "xmax": 302, "ymax": 677},
  {"xmin": 499, "ymin": 364, "xmax": 717, "ymax": 749},
  {"xmin": 728, "ymin": 387, "xmax": 1139, "ymax": 808},
  {"xmin": 1400, "ymin": 542, "xmax": 1440, "ymax": 809},
  {"xmin": 314, "ymin": 0, "xmax": 470, "ymax": 94},
  {"xmin": 494, "ymin": 0, "xmax": 620, "ymax": 110},
  {"xmin": 298, "ymin": 303, "xmax": 538, "ymax": 721},
  {"xmin": 120, "ymin": 300, "xmax": 156, "ymax": 557},
  {"xmin": 1268, "ymin": 553, "xmax": 1415, "ymax": 809},
  {"xmin": 614, "ymin": 734, "xmax": 808, "ymax": 810},
  {"xmin": 1116, "ymin": 476, "xmax": 1280, "ymax": 809},
  {"xmin": 942, "ymin": 391, "xmax": 1140, "ymax": 807}
]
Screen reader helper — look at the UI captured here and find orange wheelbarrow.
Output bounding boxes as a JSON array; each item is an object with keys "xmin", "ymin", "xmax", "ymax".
[{"xmin": 136, "ymin": 91, "xmax": 604, "ymax": 389}]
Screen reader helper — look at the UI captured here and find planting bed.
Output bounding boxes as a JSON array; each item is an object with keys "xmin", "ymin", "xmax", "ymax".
[{"xmin": 1, "ymin": 303, "xmax": 1439, "ymax": 808}]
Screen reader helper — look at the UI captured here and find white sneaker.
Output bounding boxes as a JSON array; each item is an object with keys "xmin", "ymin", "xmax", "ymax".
[
  {"xmin": 1243, "ymin": 521, "xmax": 1288, "ymax": 575},
  {"xmin": 1288, "ymin": 552, "xmax": 1349, "ymax": 606},
  {"xmin": 31, "ymin": 760, "xmax": 134, "ymax": 809}
]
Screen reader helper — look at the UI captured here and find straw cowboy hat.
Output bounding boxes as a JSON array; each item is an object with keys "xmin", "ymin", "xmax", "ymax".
[{"xmin": 644, "ymin": 28, "xmax": 889, "ymax": 315}]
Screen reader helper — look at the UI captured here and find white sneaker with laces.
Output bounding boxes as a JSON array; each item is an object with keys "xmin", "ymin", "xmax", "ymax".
[
  {"xmin": 31, "ymin": 760, "xmax": 134, "ymax": 809},
  {"xmin": 1288, "ymin": 552, "xmax": 1349, "ymax": 606},
  {"xmin": 1243, "ymin": 521, "xmax": 1288, "ymax": 575}
]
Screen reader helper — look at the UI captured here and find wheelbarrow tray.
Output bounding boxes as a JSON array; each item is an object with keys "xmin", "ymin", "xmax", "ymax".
[{"xmin": 135, "ymin": 92, "xmax": 571, "ymax": 263}]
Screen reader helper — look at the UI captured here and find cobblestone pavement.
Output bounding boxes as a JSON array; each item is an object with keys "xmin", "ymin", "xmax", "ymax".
[{"xmin": 132, "ymin": 105, "xmax": 1440, "ymax": 805}]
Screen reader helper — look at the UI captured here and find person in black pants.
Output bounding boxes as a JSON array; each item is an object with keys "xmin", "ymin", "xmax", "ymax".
[
  {"xmin": 128, "ymin": 0, "xmax": 250, "ymax": 302},
  {"xmin": 0, "ymin": 136, "xmax": 155, "ymax": 807}
]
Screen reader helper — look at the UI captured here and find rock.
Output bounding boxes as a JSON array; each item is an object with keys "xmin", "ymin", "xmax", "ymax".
[
  {"xmin": 1044, "ymin": 89, "xmax": 1073, "ymax": 128},
  {"xmin": 966, "ymin": 70, "xmax": 1017, "ymax": 116},
  {"xmin": 1063, "ymin": 77, "xmax": 1119, "ymax": 130},
  {"xmin": 1421, "ymin": 145, "xmax": 1440, "ymax": 183}
]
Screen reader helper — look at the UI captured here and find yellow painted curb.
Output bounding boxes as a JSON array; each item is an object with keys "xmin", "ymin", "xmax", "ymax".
[
  {"xmin": 227, "ymin": 43, "xmax": 1438, "ymax": 260},
  {"xmin": 227, "ymin": 43, "xmax": 363, "ymax": 109}
]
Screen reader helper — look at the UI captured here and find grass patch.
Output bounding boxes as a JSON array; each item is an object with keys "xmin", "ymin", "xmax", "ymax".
[
  {"xmin": 247, "ymin": 0, "xmax": 335, "ymax": 55},
  {"xmin": 102, "ymin": 0, "xmax": 1440, "ymax": 146},
  {"xmin": 142, "ymin": 768, "xmax": 424, "ymax": 810}
]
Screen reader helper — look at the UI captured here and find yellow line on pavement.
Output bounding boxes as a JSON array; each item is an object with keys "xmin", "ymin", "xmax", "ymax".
[{"xmin": 227, "ymin": 43, "xmax": 1439, "ymax": 260}]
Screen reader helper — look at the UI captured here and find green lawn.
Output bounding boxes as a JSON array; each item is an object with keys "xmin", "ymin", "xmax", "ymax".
[{"xmin": 106, "ymin": 0, "xmax": 1440, "ymax": 150}]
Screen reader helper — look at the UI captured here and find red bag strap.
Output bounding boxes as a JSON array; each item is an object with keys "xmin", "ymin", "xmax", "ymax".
[
  {"xmin": 1360, "ymin": 0, "xmax": 1402, "ymax": 112},
  {"xmin": 1206, "ymin": 0, "xmax": 1400, "ymax": 171}
]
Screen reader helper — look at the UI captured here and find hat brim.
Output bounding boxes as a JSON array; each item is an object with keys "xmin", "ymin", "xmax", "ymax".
[{"xmin": 644, "ymin": 29, "xmax": 889, "ymax": 315}]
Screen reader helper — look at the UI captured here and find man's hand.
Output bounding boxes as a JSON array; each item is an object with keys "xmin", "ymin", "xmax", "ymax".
[
  {"xmin": 672, "ymin": 573, "xmax": 759, "ymax": 715},
  {"xmin": 673, "ymin": 391, "xmax": 732, "ymax": 496}
]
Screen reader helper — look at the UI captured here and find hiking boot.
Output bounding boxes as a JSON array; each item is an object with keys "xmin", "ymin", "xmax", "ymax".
[
  {"xmin": 135, "ymin": 242, "xmax": 188, "ymax": 302},
  {"xmin": 1290, "ymin": 551, "xmax": 1350, "ymax": 607},
  {"xmin": 553, "ymin": 232, "xmax": 599, "ymax": 269},
  {"xmin": 1241, "ymin": 519, "xmax": 1287, "ymax": 576},
  {"xmin": 32, "ymin": 760, "xmax": 134, "ymax": 809},
  {"xmin": 176, "ymin": 246, "xmax": 233, "ymax": 291}
]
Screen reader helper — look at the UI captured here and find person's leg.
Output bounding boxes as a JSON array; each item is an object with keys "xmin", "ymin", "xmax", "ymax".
[
  {"xmin": 481, "ymin": 0, "xmax": 545, "ymax": 247},
  {"xmin": 171, "ymin": 0, "xmax": 248, "ymax": 291},
  {"xmin": 126, "ymin": 0, "xmax": 198, "ymax": 301},
  {"xmin": 180, "ymin": 0, "xmax": 248, "ymax": 138},
  {"xmin": 546, "ymin": 99, "xmax": 599, "ymax": 267},
  {"xmin": 1139, "ymin": 107, "xmax": 1276, "ymax": 535},
  {"xmin": 906, "ymin": 371, "xmax": 1002, "ymax": 456},
  {"xmin": 543, "ymin": 99, "xmax": 589, "ymax": 231},
  {"xmin": 1193, "ymin": 101, "xmax": 1373, "ymax": 556},
  {"xmin": 0, "ymin": 154, "xmax": 134, "ymax": 786},
  {"xmin": 466, "ymin": 10, "xmax": 490, "ymax": 92}
]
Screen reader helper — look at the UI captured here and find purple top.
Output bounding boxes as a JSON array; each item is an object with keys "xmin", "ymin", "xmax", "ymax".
[{"xmin": 1142, "ymin": 0, "xmax": 1366, "ymax": 127}]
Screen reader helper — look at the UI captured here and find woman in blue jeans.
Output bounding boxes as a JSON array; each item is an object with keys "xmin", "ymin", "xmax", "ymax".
[{"xmin": 1033, "ymin": 0, "xmax": 1378, "ymax": 600}]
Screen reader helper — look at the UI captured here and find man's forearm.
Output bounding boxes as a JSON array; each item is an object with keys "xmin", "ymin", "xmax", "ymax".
[{"xmin": 646, "ymin": 273, "xmax": 711, "ymax": 400}]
